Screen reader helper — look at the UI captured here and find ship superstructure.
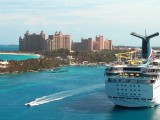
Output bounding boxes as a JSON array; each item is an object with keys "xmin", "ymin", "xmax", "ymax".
[{"xmin": 104, "ymin": 32, "xmax": 160, "ymax": 107}]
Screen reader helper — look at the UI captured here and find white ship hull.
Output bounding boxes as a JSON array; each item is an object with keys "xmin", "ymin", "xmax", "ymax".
[
  {"xmin": 105, "ymin": 77, "xmax": 160, "ymax": 107},
  {"xmin": 108, "ymin": 97, "xmax": 160, "ymax": 107}
]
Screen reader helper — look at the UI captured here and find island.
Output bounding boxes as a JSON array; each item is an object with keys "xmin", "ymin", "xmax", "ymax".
[{"xmin": 0, "ymin": 49, "xmax": 125, "ymax": 74}]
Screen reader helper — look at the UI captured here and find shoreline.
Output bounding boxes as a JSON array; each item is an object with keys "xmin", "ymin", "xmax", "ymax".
[
  {"xmin": 0, "ymin": 64, "xmax": 102, "ymax": 75},
  {"xmin": 0, "ymin": 52, "xmax": 41, "ymax": 57},
  {"xmin": 0, "ymin": 66, "xmax": 59, "ymax": 75}
]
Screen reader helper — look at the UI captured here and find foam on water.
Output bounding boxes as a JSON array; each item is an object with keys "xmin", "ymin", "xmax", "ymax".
[{"xmin": 25, "ymin": 83, "xmax": 104, "ymax": 107}]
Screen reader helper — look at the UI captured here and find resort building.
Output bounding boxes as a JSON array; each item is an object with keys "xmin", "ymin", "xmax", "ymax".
[
  {"xmin": 45, "ymin": 31, "xmax": 71, "ymax": 51},
  {"xmin": 72, "ymin": 37, "xmax": 93, "ymax": 51},
  {"xmin": 72, "ymin": 35, "xmax": 112, "ymax": 51},
  {"xmin": 71, "ymin": 42, "xmax": 82, "ymax": 51},
  {"xmin": 81, "ymin": 37, "xmax": 93, "ymax": 51},
  {"xmin": 104, "ymin": 40, "xmax": 112, "ymax": 50},
  {"xmin": 19, "ymin": 31, "xmax": 71, "ymax": 52},
  {"xmin": 19, "ymin": 31, "xmax": 46, "ymax": 51},
  {"xmin": 95, "ymin": 35, "xmax": 104, "ymax": 50},
  {"xmin": 19, "ymin": 31, "xmax": 111, "ymax": 52}
]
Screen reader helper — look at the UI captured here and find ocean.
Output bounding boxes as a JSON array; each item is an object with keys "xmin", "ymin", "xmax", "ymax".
[
  {"xmin": 0, "ymin": 53, "xmax": 39, "ymax": 61},
  {"xmin": 0, "ymin": 45, "xmax": 19, "ymax": 51},
  {"xmin": 0, "ymin": 46, "xmax": 160, "ymax": 120},
  {"xmin": 0, "ymin": 45, "xmax": 39, "ymax": 61}
]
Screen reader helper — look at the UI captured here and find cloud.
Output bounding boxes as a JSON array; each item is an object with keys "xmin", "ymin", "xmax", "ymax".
[
  {"xmin": 0, "ymin": 0, "xmax": 160, "ymax": 45},
  {"xmin": 0, "ymin": 0, "xmax": 160, "ymax": 27},
  {"xmin": 0, "ymin": 13, "xmax": 80, "ymax": 26}
]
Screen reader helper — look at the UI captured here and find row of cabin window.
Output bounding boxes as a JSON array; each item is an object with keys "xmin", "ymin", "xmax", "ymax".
[
  {"xmin": 117, "ymin": 93, "xmax": 141, "ymax": 96},
  {"xmin": 116, "ymin": 84, "xmax": 140, "ymax": 87},
  {"xmin": 108, "ymin": 78, "xmax": 155, "ymax": 84},
  {"xmin": 117, "ymin": 88, "xmax": 141, "ymax": 91}
]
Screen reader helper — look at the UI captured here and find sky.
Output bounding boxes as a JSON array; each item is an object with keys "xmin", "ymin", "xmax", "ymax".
[{"xmin": 1, "ymin": 0, "xmax": 160, "ymax": 46}]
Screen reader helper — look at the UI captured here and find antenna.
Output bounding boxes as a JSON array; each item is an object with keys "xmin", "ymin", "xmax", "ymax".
[{"xmin": 145, "ymin": 29, "xmax": 147, "ymax": 37}]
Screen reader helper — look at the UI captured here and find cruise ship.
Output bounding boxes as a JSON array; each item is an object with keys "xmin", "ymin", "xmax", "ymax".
[{"xmin": 104, "ymin": 32, "xmax": 160, "ymax": 107}]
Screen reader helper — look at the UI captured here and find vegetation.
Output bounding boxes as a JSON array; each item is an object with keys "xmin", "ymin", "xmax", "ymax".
[
  {"xmin": 42, "ymin": 49, "xmax": 70, "ymax": 58},
  {"xmin": 71, "ymin": 49, "xmax": 127, "ymax": 63},
  {"xmin": 0, "ymin": 58, "xmax": 60, "ymax": 74},
  {"xmin": 42, "ymin": 48, "xmax": 127, "ymax": 63},
  {"xmin": 0, "ymin": 48, "xmax": 127, "ymax": 74}
]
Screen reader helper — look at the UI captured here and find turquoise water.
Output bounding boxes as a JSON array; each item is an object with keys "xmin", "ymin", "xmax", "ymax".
[
  {"xmin": 0, "ymin": 45, "xmax": 39, "ymax": 60},
  {"xmin": 1, "ymin": 46, "xmax": 160, "ymax": 120},
  {"xmin": 1, "ymin": 66, "xmax": 160, "ymax": 120},
  {"xmin": 0, "ymin": 53, "xmax": 39, "ymax": 61}
]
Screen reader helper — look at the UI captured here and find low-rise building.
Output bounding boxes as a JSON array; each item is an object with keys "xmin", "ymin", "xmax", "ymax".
[{"xmin": 72, "ymin": 35, "xmax": 112, "ymax": 51}]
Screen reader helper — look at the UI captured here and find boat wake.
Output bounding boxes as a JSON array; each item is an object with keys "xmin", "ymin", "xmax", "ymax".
[{"xmin": 25, "ymin": 83, "xmax": 104, "ymax": 107}]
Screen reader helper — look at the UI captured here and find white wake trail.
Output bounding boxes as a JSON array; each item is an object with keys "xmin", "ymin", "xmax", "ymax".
[{"xmin": 25, "ymin": 83, "xmax": 104, "ymax": 107}]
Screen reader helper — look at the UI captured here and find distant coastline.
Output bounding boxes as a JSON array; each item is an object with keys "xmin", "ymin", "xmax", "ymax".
[
  {"xmin": 0, "ymin": 52, "xmax": 41, "ymax": 58},
  {"xmin": 0, "ymin": 44, "xmax": 18, "ymax": 46}
]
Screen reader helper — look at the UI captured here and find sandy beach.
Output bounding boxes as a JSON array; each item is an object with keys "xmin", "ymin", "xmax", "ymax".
[{"xmin": 0, "ymin": 52, "xmax": 41, "ymax": 57}]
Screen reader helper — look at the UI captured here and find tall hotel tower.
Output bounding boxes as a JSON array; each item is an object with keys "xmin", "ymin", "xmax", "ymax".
[
  {"xmin": 45, "ymin": 31, "xmax": 71, "ymax": 51},
  {"xmin": 95, "ymin": 35, "xmax": 104, "ymax": 50},
  {"xmin": 19, "ymin": 31, "xmax": 45, "ymax": 51},
  {"xmin": 104, "ymin": 40, "xmax": 112, "ymax": 50}
]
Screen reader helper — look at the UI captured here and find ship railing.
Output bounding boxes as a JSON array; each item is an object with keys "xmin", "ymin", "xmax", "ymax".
[
  {"xmin": 105, "ymin": 70, "xmax": 122, "ymax": 73},
  {"xmin": 107, "ymin": 77, "xmax": 156, "ymax": 84},
  {"xmin": 144, "ymin": 72, "xmax": 160, "ymax": 75},
  {"xmin": 105, "ymin": 73, "xmax": 159, "ymax": 79}
]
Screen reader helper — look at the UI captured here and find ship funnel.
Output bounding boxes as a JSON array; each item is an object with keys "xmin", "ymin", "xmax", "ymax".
[{"xmin": 130, "ymin": 32, "xmax": 159, "ymax": 59}]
